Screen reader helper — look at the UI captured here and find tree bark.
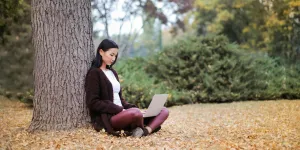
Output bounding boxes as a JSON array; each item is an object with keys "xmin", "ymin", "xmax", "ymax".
[{"xmin": 29, "ymin": 0, "xmax": 94, "ymax": 131}]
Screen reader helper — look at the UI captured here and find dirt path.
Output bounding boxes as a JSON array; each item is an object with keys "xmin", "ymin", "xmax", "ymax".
[{"xmin": 1, "ymin": 96, "xmax": 299, "ymax": 149}]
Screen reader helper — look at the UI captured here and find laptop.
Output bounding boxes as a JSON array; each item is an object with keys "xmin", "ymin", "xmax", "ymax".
[{"xmin": 142, "ymin": 94, "xmax": 168, "ymax": 118}]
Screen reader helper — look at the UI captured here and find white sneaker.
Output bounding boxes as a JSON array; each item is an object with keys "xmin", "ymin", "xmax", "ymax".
[{"xmin": 131, "ymin": 127, "xmax": 143, "ymax": 137}]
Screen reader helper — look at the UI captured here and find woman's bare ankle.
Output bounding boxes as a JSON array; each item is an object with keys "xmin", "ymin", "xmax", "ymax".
[{"xmin": 145, "ymin": 126, "xmax": 152, "ymax": 134}]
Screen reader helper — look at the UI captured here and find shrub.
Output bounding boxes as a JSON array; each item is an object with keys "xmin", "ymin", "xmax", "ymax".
[
  {"xmin": 145, "ymin": 35, "xmax": 298, "ymax": 102},
  {"xmin": 7, "ymin": 35, "xmax": 300, "ymax": 106},
  {"xmin": 0, "ymin": 89, "xmax": 33, "ymax": 106},
  {"xmin": 115, "ymin": 57, "xmax": 195, "ymax": 108},
  {"xmin": 19, "ymin": 89, "xmax": 34, "ymax": 105},
  {"xmin": 279, "ymin": 63, "xmax": 300, "ymax": 99}
]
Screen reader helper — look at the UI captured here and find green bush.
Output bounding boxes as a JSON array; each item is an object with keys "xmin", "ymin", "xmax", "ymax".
[
  {"xmin": 0, "ymin": 0, "xmax": 33, "ymax": 92},
  {"xmin": 19, "ymin": 89, "xmax": 33, "ymax": 105},
  {"xmin": 279, "ymin": 64, "xmax": 300, "ymax": 99},
  {"xmin": 115, "ymin": 57, "xmax": 194, "ymax": 108},
  {"xmin": 4, "ymin": 91, "xmax": 13, "ymax": 99},
  {"xmin": 0, "ymin": 89, "xmax": 33, "ymax": 106},
  {"xmin": 145, "ymin": 35, "xmax": 299, "ymax": 102},
  {"xmin": 5, "ymin": 35, "xmax": 299, "ymax": 106}
]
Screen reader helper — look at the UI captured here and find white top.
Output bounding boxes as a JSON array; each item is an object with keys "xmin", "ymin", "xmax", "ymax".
[{"xmin": 102, "ymin": 69, "xmax": 123, "ymax": 107}]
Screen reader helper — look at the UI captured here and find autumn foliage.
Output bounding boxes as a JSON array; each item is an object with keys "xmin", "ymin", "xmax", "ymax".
[{"xmin": 1, "ymin": 96, "xmax": 299, "ymax": 149}]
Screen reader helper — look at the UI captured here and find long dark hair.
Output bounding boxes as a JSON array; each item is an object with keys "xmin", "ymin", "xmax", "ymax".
[{"xmin": 91, "ymin": 39, "xmax": 119, "ymax": 69}]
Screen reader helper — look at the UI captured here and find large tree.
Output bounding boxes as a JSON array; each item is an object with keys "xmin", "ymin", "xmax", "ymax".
[{"xmin": 29, "ymin": 0, "xmax": 94, "ymax": 131}]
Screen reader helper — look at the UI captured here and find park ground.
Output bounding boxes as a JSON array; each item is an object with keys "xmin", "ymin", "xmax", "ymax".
[{"xmin": 0, "ymin": 96, "xmax": 299, "ymax": 149}]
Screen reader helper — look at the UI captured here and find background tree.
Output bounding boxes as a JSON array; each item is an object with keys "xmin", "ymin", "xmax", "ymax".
[
  {"xmin": 193, "ymin": 0, "xmax": 300, "ymax": 62},
  {"xmin": 133, "ymin": 18, "xmax": 162, "ymax": 57},
  {"xmin": 92, "ymin": 0, "xmax": 147, "ymax": 57},
  {"xmin": 29, "ymin": 0, "xmax": 94, "ymax": 131},
  {"xmin": 91, "ymin": 0, "xmax": 194, "ymax": 57},
  {"xmin": 194, "ymin": 0, "xmax": 268, "ymax": 49},
  {"xmin": 266, "ymin": 0, "xmax": 300, "ymax": 62}
]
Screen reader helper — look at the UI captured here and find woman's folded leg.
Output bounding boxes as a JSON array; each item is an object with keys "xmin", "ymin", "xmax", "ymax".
[
  {"xmin": 110, "ymin": 108, "xmax": 144, "ymax": 130},
  {"xmin": 144, "ymin": 107, "xmax": 169, "ymax": 134}
]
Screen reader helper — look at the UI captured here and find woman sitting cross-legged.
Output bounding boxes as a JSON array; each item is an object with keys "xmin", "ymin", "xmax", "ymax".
[{"xmin": 85, "ymin": 39, "xmax": 169, "ymax": 137}]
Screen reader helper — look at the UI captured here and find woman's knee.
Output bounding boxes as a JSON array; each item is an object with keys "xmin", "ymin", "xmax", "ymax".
[
  {"xmin": 161, "ymin": 107, "xmax": 169, "ymax": 118},
  {"xmin": 127, "ymin": 108, "xmax": 143, "ymax": 119}
]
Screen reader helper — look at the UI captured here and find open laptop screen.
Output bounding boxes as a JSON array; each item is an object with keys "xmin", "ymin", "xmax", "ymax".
[{"xmin": 143, "ymin": 94, "xmax": 168, "ymax": 118}]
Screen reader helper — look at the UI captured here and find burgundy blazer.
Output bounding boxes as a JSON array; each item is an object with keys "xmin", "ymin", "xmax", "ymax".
[{"xmin": 85, "ymin": 67, "xmax": 136, "ymax": 134}]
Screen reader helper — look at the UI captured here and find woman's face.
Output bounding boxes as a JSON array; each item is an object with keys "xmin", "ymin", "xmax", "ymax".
[{"xmin": 100, "ymin": 48, "xmax": 118, "ymax": 66}]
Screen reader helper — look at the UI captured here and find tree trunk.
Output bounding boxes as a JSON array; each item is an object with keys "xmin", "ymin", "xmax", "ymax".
[{"xmin": 29, "ymin": 0, "xmax": 94, "ymax": 131}]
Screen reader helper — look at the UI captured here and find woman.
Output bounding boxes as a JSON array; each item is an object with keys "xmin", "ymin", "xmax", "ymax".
[{"xmin": 85, "ymin": 39, "xmax": 169, "ymax": 137}]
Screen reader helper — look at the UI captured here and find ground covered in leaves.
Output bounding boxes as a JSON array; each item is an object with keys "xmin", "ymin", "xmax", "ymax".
[{"xmin": 0, "ymin": 96, "xmax": 300, "ymax": 149}]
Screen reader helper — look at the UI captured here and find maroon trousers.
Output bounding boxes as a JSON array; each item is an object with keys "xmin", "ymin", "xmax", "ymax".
[{"xmin": 110, "ymin": 107, "xmax": 169, "ymax": 132}]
